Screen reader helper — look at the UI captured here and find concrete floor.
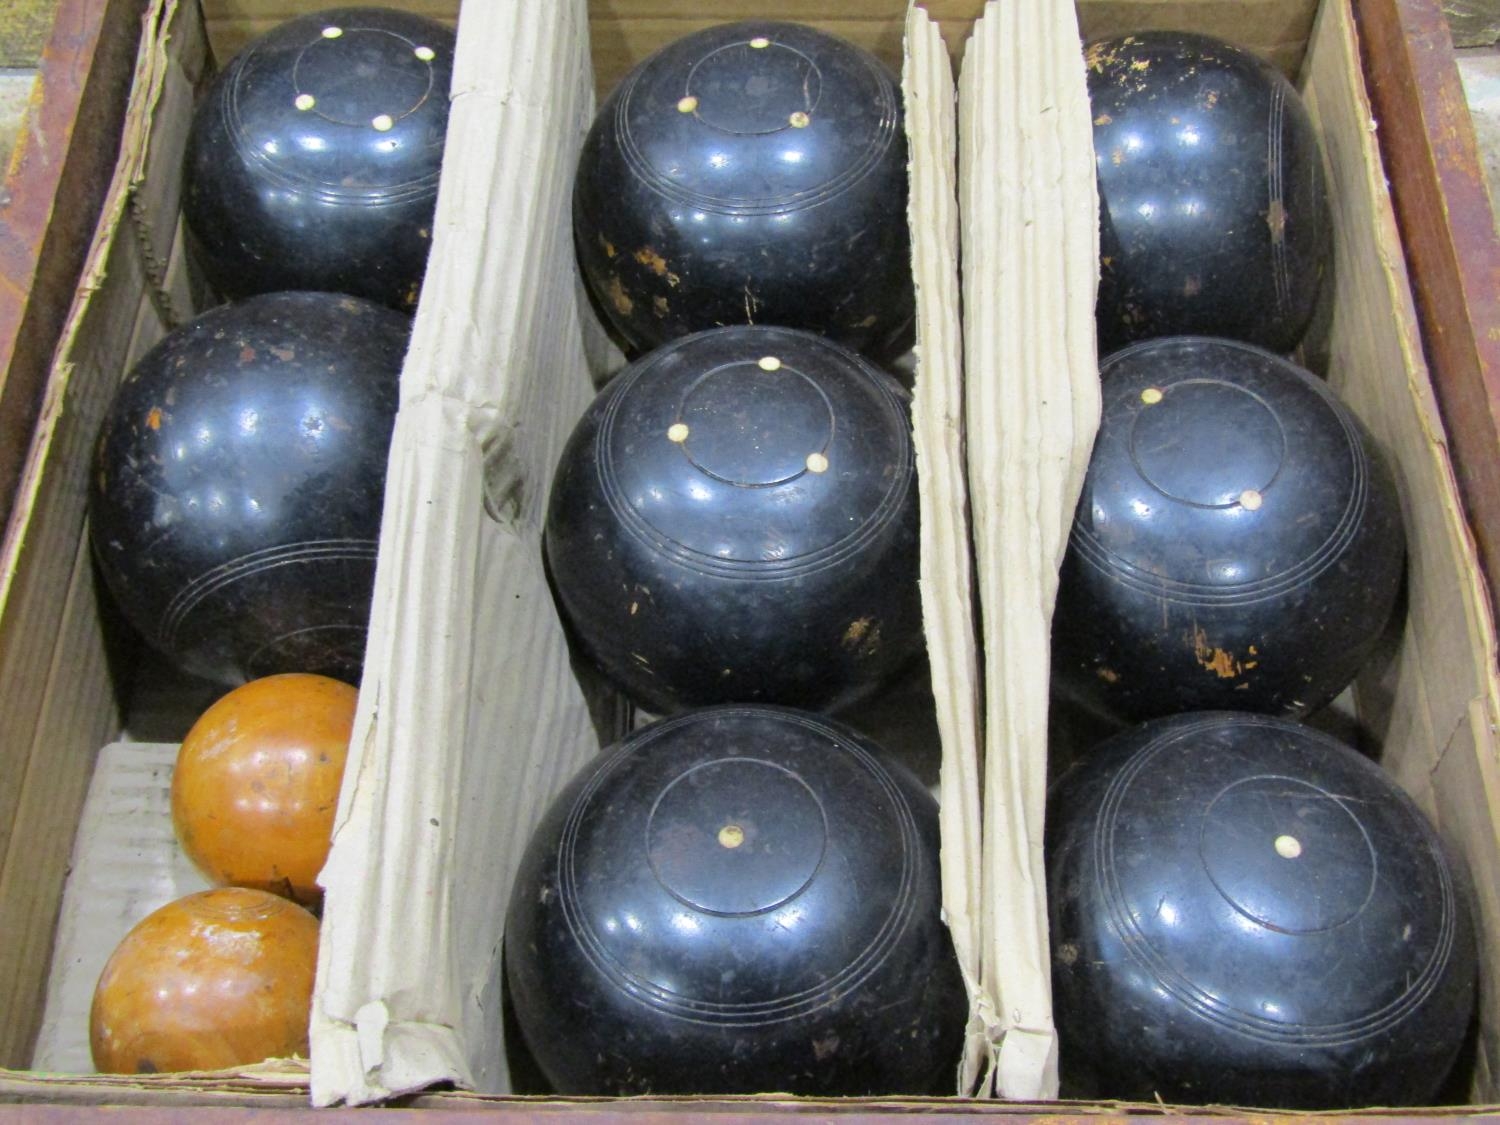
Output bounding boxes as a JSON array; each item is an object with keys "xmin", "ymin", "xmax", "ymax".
[
  {"xmin": 0, "ymin": 0, "xmax": 55, "ymax": 175},
  {"xmin": 0, "ymin": 69, "xmax": 37, "ymax": 175},
  {"xmin": 1457, "ymin": 48, "xmax": 1500, "ymax": 234}
]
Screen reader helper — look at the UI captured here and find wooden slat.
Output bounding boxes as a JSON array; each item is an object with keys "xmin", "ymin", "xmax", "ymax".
[
  {"xmin": 0, "ymin": 0, "xmax": 206, "ymax": 1069},
  {"xmin": 1353, "ymin": 0, "xmax": 1500, "ymax": 616},
  {"xmin": 1303, "ymin": 0, "xmax": 1500, "ymax": 1100},
  {"xmin": 0, "ymin": 525, "xmax": 119, "ymax": 1067},
  {"xmin": 0, "ymin": 0, "xmax": 142, "ymax": 539}
]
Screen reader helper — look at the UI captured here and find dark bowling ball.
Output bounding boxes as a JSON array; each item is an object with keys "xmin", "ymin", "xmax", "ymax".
[
  {"xmin": 544, "ymin": 325, "xmax": 921, "ymax": 715},
  {"xmin": 573, "ymin": 21, "xmax": 913, "ymax": 362},
  {"xmin": 1047, "ymin": 711, "xmax": 1477, "ymax": 1108},
  {"xmin": 1051, "ymin": 336, "xmax": 1404, "ymax": 723},
  {"xmin": 504, "ymin": 704, "xmax": 967, "ymax": 1095},
  {"xmin": 1088, "ymin": 31, "xmax": 1332, "ymax": 355},
  {"xmin": 183, "ymin": 7, "xmax": 454, "ymax": 311},
  {"xmin": 89, "ymin": 291, "xmax": 406, "ymax": 687}
]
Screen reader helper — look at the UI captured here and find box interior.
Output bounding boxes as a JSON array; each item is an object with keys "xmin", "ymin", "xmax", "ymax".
[
  {"xmin": 196, "ymin": 0, "xmax": 1324, "ymax": 89},
  {"xmin": 0, "ymin": 0, "xmax": 1493, "ymax": 1112}
]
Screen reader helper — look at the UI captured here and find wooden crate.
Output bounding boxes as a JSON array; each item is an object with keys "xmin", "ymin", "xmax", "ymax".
[{"xmin": 0, "ymin": 0, "xmax": 1496, "ymax": 1116}]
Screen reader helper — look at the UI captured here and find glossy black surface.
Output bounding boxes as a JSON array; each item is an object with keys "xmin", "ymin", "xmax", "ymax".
[
  {"xmin": 573, "ymin": 21, "xmax": 912, "ymax": 361},
  {"xmin": 89, "ymin": 291, "xmax": 405, "ymax": 686},
  {"xmin": 1048, "ymin": 711, "xmax": 1477, "ymax": 1108},
  {"xmin": 1088, "ymin": 31, "xmax": 1332, "ymax": 354},
  {"xmin": 504, "ymin": 705, "xmax": 967, "ymax": 1096},
  {"xmin": 544, "ymin": 325, "xmax": 921, "ymax": 715},
  {"xmin": 1051, "ymin": 336, "xmax": 1404, "ymax": 722},
  {"xmin": 183, "ymin": 6, "xmax": 454, "ymax": 311}
]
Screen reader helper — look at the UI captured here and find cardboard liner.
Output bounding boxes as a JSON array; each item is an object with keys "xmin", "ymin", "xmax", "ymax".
[
  {"xmin": 957, "ymin": 0, "xmax": 1101, "ymax": 1102},
  {"xmin": 309, "ymin": 0, "xmax": 603, "ymax": 1105},
  {"xmin": 903, "ymin": 4, "xmax": 989, "ymax": 1098}
]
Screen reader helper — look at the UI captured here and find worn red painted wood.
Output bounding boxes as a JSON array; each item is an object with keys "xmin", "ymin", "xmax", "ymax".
[
  {"xmin": 0, "ymin": 0, "xmax": 141, "ymax": 536},
  {"xmin": 1353, "ymin": 0, "xmax": 1500, "ymax": 615}
]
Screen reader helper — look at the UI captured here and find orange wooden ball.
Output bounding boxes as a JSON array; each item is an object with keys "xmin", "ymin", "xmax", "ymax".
[
  {"xmin": 90, "ymin": 887, "xmax": 319, "ymax": 1074},
  {"xmin": 172, "ymin": 673, "xmax": 355, "ymax": 906}
]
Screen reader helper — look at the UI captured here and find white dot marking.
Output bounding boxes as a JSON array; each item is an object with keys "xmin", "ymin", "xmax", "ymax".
[
  {"xmin": 718, "ymin": 825, "xmax": 745, "ymax": 849},
  {"xmin": 414, "ymin": 45, "xmax": 436, "ymax": 61},
  {"xmin": 322, "ymin": 25, "xmax": 343, "ymax": 38},
  {"xmin": 1240, "ymin": 489, "xmax": 1264, "ymax": 510},
  {"xmin": 372, "ymin": 114, "xmax": 395, "ymax": 132},
  {"xmin": 1275, "ymin": 834, "xmax": 1302, "ymax": 859},
  {"xmin": 749, "ymin": 37, "xmax": 771, "ymax": 48},
  {"xmin": 678, "ymin": 96, "xmax": 698, "ymax": 114},
  {"xmin": 757, "ymin": 355, "xmax": 782, "ymax": 371},
  {"xmin": 294, "ymin": 94, "xmax": 316, "ymax": 111},
  {"xmin": 806, "ymin": 452, "xmax": 829, "ymax": 474},
  {"xmin": 667, "ymin": 423, "xmax": 690, "ymax": 443}
]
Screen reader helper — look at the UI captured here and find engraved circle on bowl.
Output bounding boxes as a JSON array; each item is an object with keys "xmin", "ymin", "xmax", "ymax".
[
  {"xmin": 290, "ymin": 26, "xmax": 435, "ymax": 127},
  {"xmin": 683, "ymin": 39, "xmax": 822, "ymax": 135},
  {"xmin": 1126, "ymin": 379, "xmax": 1288, "ymax": 509},
  {"xmin": 613, "ymin": 52, "xmax": 898, "ymax": 215},
  {"xmin": 1198, "ymin": 774, "xmax": 1379, "ymax": 934},
  {"xmin": 1265, "ymin": 81, "xmax": 1293, "ymax": 316},
  {"xmin": 161, "ymin": 539, "xmax": 378, "ymax": 648},
  {"xmin": 220, "ymin": 28, "xmax": 442, "ymax": 201},
  {"xmin": 1093, "ymin": 715, "xmax": 1459, "ymax": 1044},
  {"xmin": 673, "ymin": 360, "xmax": 836, "ymax": 488},
  {"xmin": 1070, "ymin": 375, "xmax": 1369, "ymax": 604},
  {"xmin": 594, "ymin": 349, "xmax": 912, "ymax": 580},
  {"xmin": 187, "ymin": 890, "xmax": 296, "ymax": 922},
  {"xmin": 245, "ymin": 623, "xmax": 368, "ymax": 679},
  {"xmin": 644, "ymin": 756, "xmax": 828, "ymax": 916},
  {"xmin": 553, "ymin": 707, "xmax": 923, "ymax": 1023}
]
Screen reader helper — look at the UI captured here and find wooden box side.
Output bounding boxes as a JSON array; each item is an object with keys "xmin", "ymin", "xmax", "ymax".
[
  {"xmin": 0, "ymin": 0, "xmax": 210, "ymax": 1069},
  {"xmin": 0, "ymin": 0, "xmax": 142, "ymax": 537},
  {"xmin": 1305, "ymin": 0, "xmax": 1500, "ymax": 1100}
]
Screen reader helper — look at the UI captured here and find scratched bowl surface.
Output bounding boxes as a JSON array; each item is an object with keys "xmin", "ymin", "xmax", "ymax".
[
  {"xmin": 89, "ymin": 290, "xmax": 406, "ymax": 687},
  {"xmin": 1050, "ymin": 335, "xmax": 1405, "ymax": 723},
  {"xmin": 90, "ymin": 887, "xmax": 320, "ymax": 1074},
  {"xmin": 504, "ymin": 704, "xmax": 967, "ymax": 1096},
  {"xmin": 1048, "ymin": 711, "xmax": 1477, "ymax": 1108},
  {"xmin": 1088, "ymin": 30, "xmax": 1332, "ymax": 355},
  {"xmin": 573, "ymin": 20, "xmax": 913, "ymax": 361}
]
